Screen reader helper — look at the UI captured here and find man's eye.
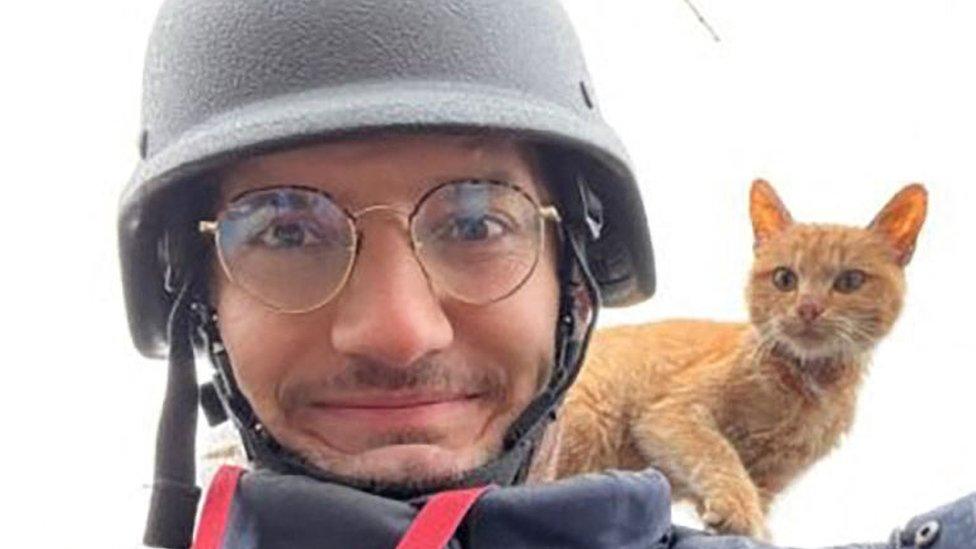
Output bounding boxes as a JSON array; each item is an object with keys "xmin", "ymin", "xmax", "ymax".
[
  {"xmin": 441, "ymin": 215, "xmax": 509, "ymax": 242},
  {"xmin": 255, "ymin": 221, "xmax": 325, "ymax": 249}
]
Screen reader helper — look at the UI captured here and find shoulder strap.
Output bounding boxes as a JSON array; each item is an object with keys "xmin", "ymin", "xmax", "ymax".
[
  {"xmin": 192, "ymin": 465, "xmax": 246, "ymax": 549},
  {"xmin": 395, "ymin": 486, "xmax": 491, "ymax": 549}
]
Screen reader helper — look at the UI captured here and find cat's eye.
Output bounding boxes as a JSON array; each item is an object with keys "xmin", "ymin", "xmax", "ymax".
[
  {"xmin": 772, "ymin": 267, "xmax": 797, "ymax": 291},
  {"xmin": 834, "ymin": 269, "xmax": 866, "ymax": 293}
]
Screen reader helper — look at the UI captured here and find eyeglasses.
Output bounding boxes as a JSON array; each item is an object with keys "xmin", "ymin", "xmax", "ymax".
[{"xmin": 199, "ymin": 180, "xmax": 562, "ymax": 312}]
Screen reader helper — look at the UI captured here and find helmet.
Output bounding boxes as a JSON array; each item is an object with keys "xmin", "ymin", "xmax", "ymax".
[
  {"xmin": 121, "ymin": 0, "xmax": 655, "ymax": 357},
  {"xmin": 120, "ymin": 1, "xmax": 656, "ymax": 546}
]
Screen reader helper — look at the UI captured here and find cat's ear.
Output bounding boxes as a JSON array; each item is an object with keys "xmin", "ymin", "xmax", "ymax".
[
  {"xmin": 867, "ymin": 183, "xmax": 928, "ymax": 266},
  {"xmin": 750, "ymin": 179, "xmax": 794, "ymax": 250}
]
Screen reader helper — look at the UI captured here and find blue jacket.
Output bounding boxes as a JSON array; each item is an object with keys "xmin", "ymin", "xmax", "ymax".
[{"xmin": 193, "ymin": 465, "xmax": 975, "ymax": 549}]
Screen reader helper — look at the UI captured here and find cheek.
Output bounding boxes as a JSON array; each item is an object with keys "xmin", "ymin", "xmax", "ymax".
[
  {"xmin": 747, "ymin": 273, "xmax": 791, "ymax": 324},
  {"xmin": 831, "ymin": 273, "xmax": 905, "ymax": 328},
  {"xmin": 215, "ymin": 282, "xmax": 308, "ymax": 410},
  {"xmin": 449, "ymin": 254, "xmax": 560, "ymax": 395}
]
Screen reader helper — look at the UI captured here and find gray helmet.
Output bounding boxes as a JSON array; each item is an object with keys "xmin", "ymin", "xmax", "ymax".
[{"xmin": 120, "ymin": 0, "xmax": 655, "ymax": 359}]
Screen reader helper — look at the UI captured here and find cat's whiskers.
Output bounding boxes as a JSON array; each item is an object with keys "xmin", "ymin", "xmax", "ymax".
[
  {"xmin": 764, "ymin": 320, "xmax": 855, "ymax": 370},
  {"xmin": 833, "ymin": 316, "xmax": 883, "ymax": 353},
  {"xmin": 763, "ymin": 311, "xmax": 872, "ymax": 367},
  {"xmin": 820, "ymin": 317, "xmax": 865, "ymax": 355}
]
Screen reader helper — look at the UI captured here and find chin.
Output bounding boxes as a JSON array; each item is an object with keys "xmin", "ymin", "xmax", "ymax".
[
  {"xmin": 341, "ymin": 444, "xmax": 484, "ymax": 483},
  {"xmin": 297, "ymin": 438, "xmax": 499, "ymax": 489}
]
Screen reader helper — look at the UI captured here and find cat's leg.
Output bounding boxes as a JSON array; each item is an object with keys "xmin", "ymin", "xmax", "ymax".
[
  {"xmin": 750, "ymin": 455, "xmax": 802, "ymax": 514},
  {"xmin": 630, "ymin": 404, "xmax": 768, "ymax": 539},
  {"xmin": 757, "ymin": 485, "xmax": 778, "ymax": 516}
]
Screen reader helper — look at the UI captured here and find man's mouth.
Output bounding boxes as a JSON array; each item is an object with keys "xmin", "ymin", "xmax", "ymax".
[
  {"xmin": 297, "ymin": 392, "xmax": 487, "ymax": 428},
  {"xmin": 311, "ymin": 392, "xmax": 483, "ymax": 410}
]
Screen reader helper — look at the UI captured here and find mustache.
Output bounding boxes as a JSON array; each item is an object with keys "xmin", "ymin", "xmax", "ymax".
[{"xmin": 281, "ymin": 357, "xmax": 509, "ymax": 407}]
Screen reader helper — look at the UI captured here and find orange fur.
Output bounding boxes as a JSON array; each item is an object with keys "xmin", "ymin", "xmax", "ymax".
[{"xmin": 553, "ymin": 180, "xmax": 927, "ymax": 538}]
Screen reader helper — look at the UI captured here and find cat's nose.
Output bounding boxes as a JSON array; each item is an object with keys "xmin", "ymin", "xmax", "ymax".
[{"xmin": 796, "ymin": 298, "xmax": 825, "ymax": 323}]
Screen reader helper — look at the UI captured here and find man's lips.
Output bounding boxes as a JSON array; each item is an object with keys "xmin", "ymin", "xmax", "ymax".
[
  {"xmin": 295, "ymin": 392, "xmax": 487, "ymax": 428},
  {"xmin": 310, "ymin": 393, "xmax": 482, "ymax": 410}
]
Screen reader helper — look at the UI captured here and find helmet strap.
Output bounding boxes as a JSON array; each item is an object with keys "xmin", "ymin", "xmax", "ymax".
[
  {"xmin": 143, "ymin": 280, "xmax": 202, "ymax": 549},
  {"xmin": 502, "ymin": 219, "xmax": 600, "ymax": 479}
]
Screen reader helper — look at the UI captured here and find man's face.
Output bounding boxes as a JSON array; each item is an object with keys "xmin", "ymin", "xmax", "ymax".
[{"xmin": 214, "ymin": 134, "xmax": 560, "ymax": 487}]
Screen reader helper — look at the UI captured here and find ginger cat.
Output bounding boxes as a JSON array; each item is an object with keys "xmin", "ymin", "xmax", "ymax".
[{"xmin": 554, "ymin": 179, "xmax": 928, "ymax": 538}]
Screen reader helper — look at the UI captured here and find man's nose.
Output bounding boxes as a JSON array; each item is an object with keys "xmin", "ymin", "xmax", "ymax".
[{"xmin": 330, "ymin": 221, "xmax": 453, "ymax": 367}]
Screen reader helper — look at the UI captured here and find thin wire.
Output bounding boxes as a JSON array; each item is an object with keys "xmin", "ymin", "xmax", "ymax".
[{"xmin": 682, "ymin": 0, "xmax": 721, "ymax": 42}]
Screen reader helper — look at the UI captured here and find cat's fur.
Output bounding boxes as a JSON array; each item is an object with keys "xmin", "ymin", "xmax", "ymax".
[{"xmin": 553, "ymin": 180, "xmax": 928, "ymax": 538}]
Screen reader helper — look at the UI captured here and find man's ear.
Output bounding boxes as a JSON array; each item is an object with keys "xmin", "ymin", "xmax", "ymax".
[
  {"xmin": 749, "ymin": 179, "xmax": 794, "ymax": 251},
  {"xmin": 867, "ymin": 183, "xmax": 928, "ymax": 266}
]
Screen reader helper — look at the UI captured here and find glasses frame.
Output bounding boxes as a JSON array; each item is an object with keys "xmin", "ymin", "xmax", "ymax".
[{"xmin": 199, "ymin": 179, "xmax": 563, "ymax": 313}]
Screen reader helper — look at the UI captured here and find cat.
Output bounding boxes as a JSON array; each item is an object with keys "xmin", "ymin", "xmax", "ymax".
[{"xmin": 552, "ymin": 179, "xmax": 928, "ymax": 538}]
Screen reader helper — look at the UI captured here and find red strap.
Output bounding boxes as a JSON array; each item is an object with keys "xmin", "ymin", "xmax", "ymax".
[
  {"xmin": 395, "ymin": 486, "xmax": 491, "ymax": 549},
  {"xmin": 192, "ymin": 465, "xmax": 246, "ymax": 549}
]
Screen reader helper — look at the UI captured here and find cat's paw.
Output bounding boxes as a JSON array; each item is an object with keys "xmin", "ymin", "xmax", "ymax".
[{"xmin": 700, "ymin": 492, "xmax": 769, "ymax": 540}]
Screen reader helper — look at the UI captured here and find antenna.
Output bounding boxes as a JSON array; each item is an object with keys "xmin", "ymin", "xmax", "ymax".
[{"xmin": 682, "ymin": 0, "xmax": 721, "ymax": 42}]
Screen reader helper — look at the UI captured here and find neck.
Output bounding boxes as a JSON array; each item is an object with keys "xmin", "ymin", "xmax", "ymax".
[{"xmin": 759, "ymin": 339, "xmax": 864, "ymax": 402}]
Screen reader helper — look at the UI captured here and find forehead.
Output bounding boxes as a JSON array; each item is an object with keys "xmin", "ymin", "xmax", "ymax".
[
  {"xmin": 757, "ymin": 224, "xmax": 892, "ymax": 275},
  {"xmin": 217, "ymin": 133, "xmax": 548, "ymax": 207}
]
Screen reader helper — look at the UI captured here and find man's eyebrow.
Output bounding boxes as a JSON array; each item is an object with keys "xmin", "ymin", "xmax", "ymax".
[
  {"xmin": 429, "ymin": 169, "xmax": 552, "ymax": 203},
  {"xmin": 433, "ymin": 169, "xmax": 520, "ymax": 182},
  {"xmin": 453, "ymin": 134, "xmax": 500, "ymax": 150}
]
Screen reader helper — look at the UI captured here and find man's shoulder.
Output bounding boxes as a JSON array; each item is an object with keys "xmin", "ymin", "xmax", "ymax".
[{"xmin": 670, "ymin": 492, "xmax": 976, "ymax": 549}]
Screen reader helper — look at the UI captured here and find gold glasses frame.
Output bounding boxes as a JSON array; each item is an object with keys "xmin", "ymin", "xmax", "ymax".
[{"xmin": 198, "ymin": 179, "xmax": 562, "ymax": 313}]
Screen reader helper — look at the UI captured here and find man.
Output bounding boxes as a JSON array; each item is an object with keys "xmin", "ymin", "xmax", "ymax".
[{"xmin": 119, "ymin": 1, "xmax": 974, "ymax": 547}]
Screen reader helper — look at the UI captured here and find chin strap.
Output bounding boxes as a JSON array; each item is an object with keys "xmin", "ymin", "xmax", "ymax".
[
  {"xmin": 502, "ymin": 226, "xmax": 599, "ymax": 456},
  {"xmin": 144, "ymin": 281, "xmax": 202, "ymax": 549}
]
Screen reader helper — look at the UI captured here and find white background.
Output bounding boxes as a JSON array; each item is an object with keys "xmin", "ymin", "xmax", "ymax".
[{"xmin": 2, "ymin": 1, "xmax": 973, "ymax": 547}]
